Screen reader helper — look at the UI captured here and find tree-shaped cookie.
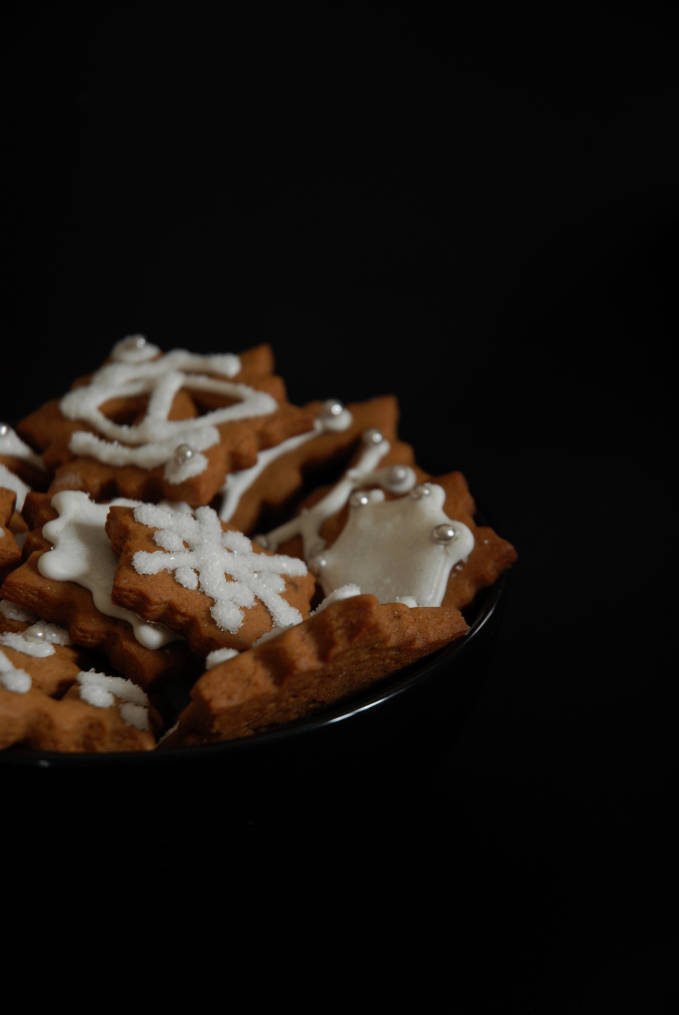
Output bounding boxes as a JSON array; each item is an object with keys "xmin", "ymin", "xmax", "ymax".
[{"xmin": 16, "ymin": 338, "xmax": 316, "ymax": 506}]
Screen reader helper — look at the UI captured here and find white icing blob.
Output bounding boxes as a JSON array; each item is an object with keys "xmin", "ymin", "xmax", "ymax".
[
  {"xmin": 313, "ymin": 482, "xmax": 474, "ymax": 607},
  {"xmin": 0, "ymin": 651, "xmax": 32, "ymax": 694},
  {"xmin": 59, "ymin": 344, "xmax": 277, "ymax": 482},
  {"xmin": 38, "ymin": 491, "xmax": 177, "ymax": 650},
  {"xmin": 131, "ymin": 502, "xmax": 309, "ymax": 636},
  {"xmin": 76, "ymin": 669, "xmax": 151, "ymax": 730},
  {"xmin": 205, "ymin": 646, "xmax": 240, "ymax": 668}
]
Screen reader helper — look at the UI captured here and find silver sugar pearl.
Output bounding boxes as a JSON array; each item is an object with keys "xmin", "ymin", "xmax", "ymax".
[
  {"xmin": 0, "ymin": 422, "xmax": 9, "ymax": 436},
  {"xmin": 27, "ymin": 627, "xmax": 45, "ymax": 640},
  {"xmin": 386, "ymin": 465, "xmax": 413, "ymax": 491},
  {"xmin": 363, "ymin": 428, "xmax": 384, "ymax": 446},
  {"xmin": 309, "ymin": 554, "xmax": 328, "ymax": 573},
  {"xmin": 388, "ymin": 465, "xmax": 408, "ymax": 482},
  {"xmin": 123, "ymin": 334, "xmax": 147, "ymax": 349},
  {"xmin": 173, "ymin": 443, "xmax": 195, "ymax": 464},
  {"xmin": 320, "ymin": 399, "xmax": 344, "ymax": 419},
  {"xmin": 254, "ymin": 534, "xmax": 269, "ymax": 549},
  {"xmin": 349, "ymin": 491, "xmax": 370, "ymax": 508},
  {"xmin": 432, "ymin": 523, "xmax": 456, "ymax": 544},
  {"xmin": 410, "ymin": 483, "xmax": 432, "ymax": 499}
]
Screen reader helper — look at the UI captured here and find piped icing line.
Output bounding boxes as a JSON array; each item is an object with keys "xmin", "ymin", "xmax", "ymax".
[
  {"xmin": 0, "ymin": 423, "xmax": 47, "ymax": 472},
  {"xmin": 76, "ymin": 669, "xmax": 152, "ymax": 730},
  {"xmin": 0, "ymin": 463, "xmax": 32, "ymax": 511},
  {"xmin": 59, "ymin": 340, "xmax": 277, "ymax": 483},
  {"xmin": 37, "ymin": 490, "xmax": 178, "ymax": 650},
  {"xmin": 217, "ymin": 398, "xmax": 353, "ymax": 522},
  {"xmin": 255, "ymin": 428, "xmax": 417, "ymax": 560},
  {"xmin": 131, "ymin": 502, "xmax": 310, "ymax": 635}
]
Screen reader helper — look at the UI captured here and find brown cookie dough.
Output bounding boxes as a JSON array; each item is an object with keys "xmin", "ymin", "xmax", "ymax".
[{"xmin": 160, "ymin": 592, "xmax": 470, "ymax": 746}]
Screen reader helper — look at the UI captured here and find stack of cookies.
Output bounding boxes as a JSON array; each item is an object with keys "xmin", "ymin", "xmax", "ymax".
[{"xmin": 0, "ymin": 336, "xmax": 517, "ymax": 753}]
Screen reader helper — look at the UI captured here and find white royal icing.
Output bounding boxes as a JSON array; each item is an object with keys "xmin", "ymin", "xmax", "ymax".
[
  {"xmin": 205, "ymin": 646, "xmax": 240, "ymax": 668},
  {"xmin": 312, "ymin": 583, "xmax": 362, "ymax": 613},
  {"xmin": 0, "ymin": 650, "xmax": 32, "ymax": 694},
  {"xmin": 0, "ymin": 619, "xmax": 70, "ymax": 658},
  {"xmin": 37, "ymin": 490, "xmax": 177, "ymax": 650},
  {"xmin": 257, "ymin": 429, "xmax": 417, "ymax": 559},
  {"xmin": 131, "ymin": 501, "xmax": 309, "ymax": 635},
  {"xmin": 0, "ymin": 599, "xmax": 37, "ymax": 624},
  {"xmin": 76, "ymin": 669, "xmax": 151, "ymax": 730},
  {"xmin": 0, "ymin": 463, "xmax": 32, "ymax": 511},
  {"xmin": 0, "ymin": 424, "xmax": 46, "ymax": 472},
  {"xmin": 312, "ymin": 482, "xmax": 475, "ymax": 607},
  {"xmin": 59, "ymin": 340, "xmax": 278, "ymax": 484},
  {"xmin": 258, "ymin": 434, "xmax": 474, "ymax": 608},
  {"xmin": 0, "ymin": 614, "xmax": 71, "ymax": 695},
  {"xmin": 217, "ymin": 399, "xmax": 353, "ymax": 522}
]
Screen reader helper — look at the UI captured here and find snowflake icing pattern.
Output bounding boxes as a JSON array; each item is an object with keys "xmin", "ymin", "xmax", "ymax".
[{"xmin": 131, "ymin": 503, "xmax": 309, "ymax": 634}]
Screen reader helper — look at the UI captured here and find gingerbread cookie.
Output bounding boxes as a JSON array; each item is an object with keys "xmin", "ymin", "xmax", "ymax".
[
  {"xmin": 0, "ymin": 422, "xmax": 48, "ymax": 497},
  {"xmin": 0, "ymin": 490, "xmax": 22, "ymax": 581},
  {"xmin": 16, "ymin": 337, "xmax": 317, "ymax": 507},
  {"xmin": 105, "ymin": 501, "xmax": 317, "ymax": 657},
  {"xmin": 213, "ymin": 394, "xmax": 407, "ymax": 534},
  {"xmin": 256, "ymin": 428, "xmax": 517, "ymax": 612},
  {"xmin": 0, "ymin": 337, "xmax": 517, "ymax": 755},
  {"xmin": 0, "ymin": 599, "xmax": 159, "ymax": 751},
  {"xmin": 160, "ymin": 592, "xmax": 470, "ymax": 746},
  {"xmin": 0, "ymin": 490, "xmax": 198, "ymax": 690},
  {"xmin": 1, "ymin": 421, "xmax": 49, "ymax": 549}
]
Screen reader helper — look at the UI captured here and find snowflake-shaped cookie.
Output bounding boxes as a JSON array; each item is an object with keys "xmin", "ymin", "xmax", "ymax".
[{"xmin": 130, "ymin": 502, "xmax": 311, "ymax": 637}]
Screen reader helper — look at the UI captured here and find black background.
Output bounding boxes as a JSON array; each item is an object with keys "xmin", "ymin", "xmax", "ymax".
[{"xmin": 1, "ymin": 2, "xmax": 677, "ymax": 1009}]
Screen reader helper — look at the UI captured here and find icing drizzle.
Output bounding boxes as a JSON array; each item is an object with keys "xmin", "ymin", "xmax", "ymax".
[
  {"xmin": 59, "ymin": 340, "xmax": 278, "ymax": 483},
  {"xmin": 0, "ymin": 424, "xmax": 47, "ymax": 473},
  {"xmin": 0, "ymin": 464, "xmax": 32, "ymax": 511},
  {"xmin": 257, "ymin": 429, "xmax": 417, "ymax": 559},
  {"xmin": 217, "ymin": 399, "xmax": 353, "ymax": 522}
]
